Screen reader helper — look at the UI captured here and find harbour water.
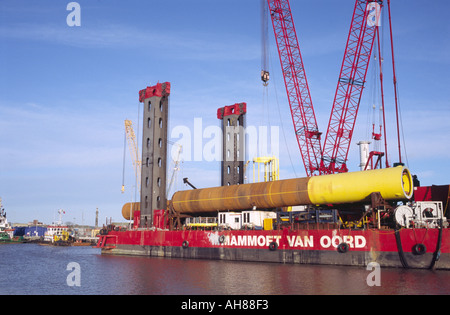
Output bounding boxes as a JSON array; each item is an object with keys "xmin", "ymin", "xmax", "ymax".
[{"xmin": 1, "ymin": 243, "xmax": 449, "ymax": 295}]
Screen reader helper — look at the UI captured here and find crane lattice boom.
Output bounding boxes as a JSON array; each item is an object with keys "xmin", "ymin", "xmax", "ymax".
[
  {"xmin": 268, "ymin": 0, "xmax": 383, "ymax": 176},
  {"xmin": 124, "ymin": 119, "xmax": 141, "ymax": 191},
  {"xmin": 321, "ymin": 0, "xmax": 382, "ymax": 174},
  {"xmin": 268, "ymin": 0, "xmax": 322, "ymax": 177}
]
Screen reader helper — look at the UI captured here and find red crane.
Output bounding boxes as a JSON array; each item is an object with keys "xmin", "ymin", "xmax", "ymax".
[
  {"xmin": 267, "ymin": 0, "xmax": 323, "ymax": 177},
  {"xmin": 321, "ymin": 0, "xmax": 383, "ymax": 174},
  {"xmin": 268, "ymin": 0, "xmax": 386, "ymax": 176}
]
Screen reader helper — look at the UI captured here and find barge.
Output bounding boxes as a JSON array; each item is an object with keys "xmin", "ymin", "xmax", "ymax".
[
  {"xmin": 96, "ymin": 79, "xmax": 449, "ymax": 270},
  {"xmin": 97, "ymin": 1, "xmax": 450, "ymax": 270},
  {"xmin": 98, "ymin": 223, "xmax": 450, "ymax": 270},
  {"xmin": 97, "ymin": 100, "xmax": 450, "ymax": 270}
]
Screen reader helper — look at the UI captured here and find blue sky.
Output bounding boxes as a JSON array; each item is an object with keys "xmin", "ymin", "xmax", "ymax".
[{"xmin": 0, "ymin": 0, "xmax": 449, "ymax": 225}]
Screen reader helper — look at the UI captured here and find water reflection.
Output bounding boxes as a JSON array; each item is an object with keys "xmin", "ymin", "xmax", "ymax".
[{"xmin": 1, "ymin": 244, "xmax": 449, "ymax": 295}]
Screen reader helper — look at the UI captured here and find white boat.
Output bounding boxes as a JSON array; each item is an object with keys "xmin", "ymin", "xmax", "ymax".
[
  {"xmin": 44, "ymin": 224, "xmax": 70, "ymax": 243},
  {"xmin": 43, "ymin": 209, "xmax": 71, "ymax": 244},
  {"xmin": 0, "ymin": 198, "xmax": 16, "ymax": 242}
]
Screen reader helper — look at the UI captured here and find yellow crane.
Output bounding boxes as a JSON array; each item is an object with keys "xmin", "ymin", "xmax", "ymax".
[
  {"xmin": 122, "ymin": 120, "xmax": 141, "ymax": 193},
  {"xmin": 252, "ymin": 156, "xmax": 279, "ymax": 183},
  {"xmin": 166, "ymin": 141, "xmax": 182, "ymax": 198}
]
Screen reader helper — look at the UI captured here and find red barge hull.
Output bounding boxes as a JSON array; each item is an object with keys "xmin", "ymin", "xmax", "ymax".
[{"xmin": 98, "ymin": 227, "xmax": 450, "ymax": 270}]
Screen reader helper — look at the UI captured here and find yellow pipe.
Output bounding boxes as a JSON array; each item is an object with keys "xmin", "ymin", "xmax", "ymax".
[
  {"xmin": 171, "ymin": 166, "xmax": 413, "ymax": 214},
  {"xmin": 307, "ymin": 165, "xmax": 413, "ymax": 205}
]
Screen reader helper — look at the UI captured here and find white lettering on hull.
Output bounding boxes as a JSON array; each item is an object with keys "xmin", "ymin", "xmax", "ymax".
[{"xmin": 215, "ymin": 233, "xmax": 367, "ymax": 250}]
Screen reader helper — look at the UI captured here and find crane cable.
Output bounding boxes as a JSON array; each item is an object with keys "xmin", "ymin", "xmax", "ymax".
[
  {"xmin": 383, "ymin": 0, "xmax": 408, "ymax": 168},
  {"xmin": 260, "ymin": 0, "xmax": 298, "ymax": 178},
  {"xmin": 364, "ymin": 2, "xmax": 410, "ymax": 169},
  {"xmin": 261, "ymin": 0, "xmax": 269, "ymax": 87},
  {"xmin": 261, "ymin": 0, "xmax": 298, "ymax": 177}
]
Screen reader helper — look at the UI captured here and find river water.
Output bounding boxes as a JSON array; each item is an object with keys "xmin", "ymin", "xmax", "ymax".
[{"xmin": 1, "ymin": 243, "xmax": 449, "ymax": 295}]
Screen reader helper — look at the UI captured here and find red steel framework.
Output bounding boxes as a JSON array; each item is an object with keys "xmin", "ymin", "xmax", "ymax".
[
  {"xmin": 268, "ymin": 0, "xmax": 323, "ymax": 177},
  {"xmin": 321, "ymin": 0, "xmax": 382, "ymax": 174},
  {"xmin": 268, "ymin": 0, "xmax": 384, "ymax": 176}
]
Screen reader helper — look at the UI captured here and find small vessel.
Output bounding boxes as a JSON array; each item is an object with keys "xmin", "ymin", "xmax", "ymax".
[
  {"xmin": 0, "ymin": 198, "xmax": 23, "ymax": 243},
  {"xmin": 43, "ymin": 209, "xmax": 72, "ymax": 245}
]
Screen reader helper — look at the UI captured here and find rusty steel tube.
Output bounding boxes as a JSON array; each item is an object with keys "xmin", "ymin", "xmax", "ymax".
[
  {"xmin": 172, "ymin": 177, "xmax": 310, "ymax": 214},
  {"xmin": 122, "ymin": 202, "xmax": 140, "ymax": 220},
  {"xmin": 170, "ymin": 166, "xmax": 413, "ymax": 214}
]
